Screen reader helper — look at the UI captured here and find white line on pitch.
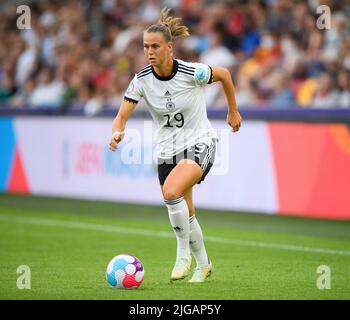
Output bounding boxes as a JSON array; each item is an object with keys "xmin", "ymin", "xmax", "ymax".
[{"xmin": 0, "ymin": 214, "xmax": 349, "ymax": 256}]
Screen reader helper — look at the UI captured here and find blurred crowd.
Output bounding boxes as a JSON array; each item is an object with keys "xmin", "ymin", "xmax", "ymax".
[{"xmin": 0, "ymin": 0, "xmax": 350, "ymax": 114}]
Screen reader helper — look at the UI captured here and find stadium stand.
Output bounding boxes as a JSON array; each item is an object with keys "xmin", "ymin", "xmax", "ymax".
[{"xmin": 0, "ymin": 0, "xmax": 349, "ymax": 115}]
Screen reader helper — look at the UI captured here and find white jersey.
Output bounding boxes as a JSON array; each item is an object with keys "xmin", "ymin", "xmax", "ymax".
[{"xmin": 124, "ymin": 59, "xmax": 218, "ymax": 159}]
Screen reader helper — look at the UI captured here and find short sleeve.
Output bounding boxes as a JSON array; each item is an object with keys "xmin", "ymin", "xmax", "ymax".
[
  {"xmin": 193, "ymin": 63, "xmax": 213, "ymax": 87},
  {"xmin": 124, "ymin": 75, "xmax": 143, "ymax": 103}
]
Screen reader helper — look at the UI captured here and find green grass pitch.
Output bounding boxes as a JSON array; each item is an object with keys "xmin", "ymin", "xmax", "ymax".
[{"xmin": 0, "ymin": 194, "xmax": 349, "ymax": 300}]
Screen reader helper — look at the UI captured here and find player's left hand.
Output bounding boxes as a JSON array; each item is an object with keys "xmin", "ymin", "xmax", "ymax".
[{"xmin": 227, "ymin": 110, "xmax": 242, "ymax": 132}]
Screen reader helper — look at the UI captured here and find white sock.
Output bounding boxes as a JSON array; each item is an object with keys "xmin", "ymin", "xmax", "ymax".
[
  {"xmin": 189, "ymin": 215, "xmax": 210, "ymax": 267},
  {"xmin": 165, "ymin": 196, "xmax": 190, "ymax": 259}
]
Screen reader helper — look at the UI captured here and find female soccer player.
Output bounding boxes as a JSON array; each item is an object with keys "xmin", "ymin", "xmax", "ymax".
[{"xmin": 109, "ymin": 8, "xmax": 241, "ymax": 283}]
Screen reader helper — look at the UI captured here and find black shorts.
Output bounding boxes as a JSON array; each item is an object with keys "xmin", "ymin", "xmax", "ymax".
[{"xmin": 157, "ymin": 139, "xmax": 217, "ymax": 186}]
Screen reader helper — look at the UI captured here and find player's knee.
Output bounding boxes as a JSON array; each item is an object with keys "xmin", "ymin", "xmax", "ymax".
[{"xmin": 163, "ymin": 187, "xmax": 182, "ymax": 201}]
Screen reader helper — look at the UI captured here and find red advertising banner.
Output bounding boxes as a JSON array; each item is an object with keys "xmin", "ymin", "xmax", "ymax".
[{"xmin": 269, "ymin": 123, "xmax": 350, "ymax": 219}]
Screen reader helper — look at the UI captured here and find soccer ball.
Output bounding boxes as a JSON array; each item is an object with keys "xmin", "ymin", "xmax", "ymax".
[{"xmin": 106, "ymin": 254, "xmax": 144, "ymax": 289}]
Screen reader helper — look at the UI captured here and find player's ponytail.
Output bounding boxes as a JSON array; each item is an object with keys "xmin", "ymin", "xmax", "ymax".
[{"xmin": 145, "ymin": 8, "xmax": 190, "ymax": 42}]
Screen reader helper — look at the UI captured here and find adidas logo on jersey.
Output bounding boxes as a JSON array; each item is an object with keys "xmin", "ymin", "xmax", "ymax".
[{"xmin": 164, "ymin": 90, "xmax": 171, "ymax": 96}]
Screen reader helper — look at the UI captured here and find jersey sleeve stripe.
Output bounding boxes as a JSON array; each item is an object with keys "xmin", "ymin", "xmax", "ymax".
[
  {"xmin": 137, "ymin": 67, "xmax": 152, "ymax": 77},
  {"xmin": 178, "ymin": 64, "xmax": 195, "ymax": 71},
  {"xmin": 137, "ymin": 65, "xmax": 151, "ymax": 74},
  {"xmin": 178, "ymin": 65, "xmax": 195, "ymax": 72},
  {"xmin": 137, "ymin": 70, "xmax": 153, "ymax": 79},
  {"xmin": 124, "ymin": 96, "xmax": 139, "ymax": 104},
  {"xmin": 178, "ymin": 69, "xmax": 195, "ymax": 76}
]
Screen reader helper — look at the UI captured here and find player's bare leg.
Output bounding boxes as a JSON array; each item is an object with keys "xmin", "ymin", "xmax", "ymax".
[
  {"xmin": 162, "ymin": 159, "xmax": 202, "ymax": 280},
  {"xmin": 162, "ymin": 159, "xmax": 203, "ymax": 200}
]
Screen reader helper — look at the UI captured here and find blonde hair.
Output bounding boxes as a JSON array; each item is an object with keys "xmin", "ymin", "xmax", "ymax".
[{"xmin": 145, "ymin": 8, "xmax": 190, "ymax": 42}]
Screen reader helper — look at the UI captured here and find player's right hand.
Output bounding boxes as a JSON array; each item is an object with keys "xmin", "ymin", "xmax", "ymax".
[{"xmin": 109, "ymin": 131, "xmax": 125, "ymax": 151}]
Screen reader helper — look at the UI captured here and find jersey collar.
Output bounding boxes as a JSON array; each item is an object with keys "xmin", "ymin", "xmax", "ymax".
[{"xmin": 151, "ymin": 59, "xmax": 178, "ymax": 81}]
